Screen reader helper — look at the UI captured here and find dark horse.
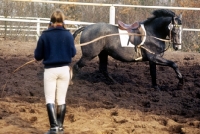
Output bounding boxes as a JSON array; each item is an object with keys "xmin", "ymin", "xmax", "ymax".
[{"xmin": 73, "ymin": 9, "xmax": 183, "ymax": 90}]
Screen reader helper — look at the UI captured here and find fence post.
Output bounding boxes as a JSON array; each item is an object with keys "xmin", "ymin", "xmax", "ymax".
[
  {"xmin": 109, "ymin": 5, "xmax": 115, "ymax": 25},
  {"xmin": 36, "ymin": 18, "xmax": 40, "ymax": 41}
]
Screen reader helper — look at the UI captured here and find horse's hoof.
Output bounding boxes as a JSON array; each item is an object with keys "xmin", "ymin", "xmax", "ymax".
[
  {"xmin": 152, "ymin": 85, "xmax": 160, "ymax": 91},
  {"xmin": 73, "ymin": 64, "xmax": 79, "ymax": 75},
  {"xmin": 106, "ymin": 76, "xmax": 117, "ymax": 84},
  {"xmin": 177, "ymin": 78, "xmax": 184, "ymax": 90},
  {"xmin": 177, "ymin": 83, "xmax": 183, "ymax": 90}
]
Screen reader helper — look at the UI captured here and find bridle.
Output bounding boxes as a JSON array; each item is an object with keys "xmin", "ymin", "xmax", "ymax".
[
  {"xmin": 169, "ymin": 22, "xmax": 183, "ymax": 50},
  {"xmin": 137, "ymin": 20, "xmax": 182, "ymax": 55}
]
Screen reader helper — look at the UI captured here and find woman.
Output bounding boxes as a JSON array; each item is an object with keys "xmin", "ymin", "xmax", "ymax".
[{"xmin": 34, "ymin": 9, "xmax": 76, "ymax": 134}]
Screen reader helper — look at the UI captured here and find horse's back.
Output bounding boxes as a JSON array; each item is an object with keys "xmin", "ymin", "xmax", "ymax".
[
  {"xmin": 80, "ymin": 22, "xmax": 138, "ymax": 62},
  {"xmin": 80, "ymin": 23, "xmax": 118, "ymax": 43}
]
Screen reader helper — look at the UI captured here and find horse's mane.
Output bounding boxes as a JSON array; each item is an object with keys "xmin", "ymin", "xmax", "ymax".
[
  {"xmin": 143, "ymin": 9, "xmax": 176, "ymax": 24},
  {"xmin": 152, "ymin": 9, "xmax": 175, "ymax": 17}
]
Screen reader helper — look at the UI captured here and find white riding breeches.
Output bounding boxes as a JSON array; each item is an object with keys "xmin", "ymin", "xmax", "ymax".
[{"xmin": 44, "ymin": 66, "xmax": 70, "ymax": 105}]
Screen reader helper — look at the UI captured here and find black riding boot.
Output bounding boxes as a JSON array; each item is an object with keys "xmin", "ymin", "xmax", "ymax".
[
  {"xmin": 46, "ymin": 103, "xmax": 59, "ymax": 134},
  {"xmin": 57, "ymin": 104, "xmax": 66, "ymax": 134}
]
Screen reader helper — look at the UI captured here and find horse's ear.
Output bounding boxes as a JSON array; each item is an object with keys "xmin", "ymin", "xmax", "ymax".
[
  {"xmin": 179, "ymin": 13, "xmax": 182, "ymax": 20},
  {"xmin": 172, "ymin": 16, "xmax": 180, "ymax": 25}
]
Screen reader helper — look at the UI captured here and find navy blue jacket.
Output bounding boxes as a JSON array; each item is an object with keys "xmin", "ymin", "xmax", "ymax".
[{"xmin": 34, "ymin": 26, "xmax": 76, "ymax": 68}]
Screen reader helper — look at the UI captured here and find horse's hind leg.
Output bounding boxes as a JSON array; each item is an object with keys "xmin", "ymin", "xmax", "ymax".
[
  {"xmin": 73, "ymin": 56, "xmax": 90, "ymax": 74},
  {"xmin": 73, "ymin": 55, "xmax": 95, "ymax": 80},
  {"xmin": 98, "ymin": 50, "xmax": 116, "ymax": 83}
]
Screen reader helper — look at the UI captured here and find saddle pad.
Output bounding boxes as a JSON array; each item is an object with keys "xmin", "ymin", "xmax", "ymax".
[{"xmin": 118, "ymin": 29, "xmax": 135, "ymax": 47}]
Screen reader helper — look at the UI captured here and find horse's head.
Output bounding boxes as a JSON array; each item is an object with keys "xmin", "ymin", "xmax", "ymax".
[{"xmin": 169, "ymin": 14, "xmax": 182, "ymax": 50}]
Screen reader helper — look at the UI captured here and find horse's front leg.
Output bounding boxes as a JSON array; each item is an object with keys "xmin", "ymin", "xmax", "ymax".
[
  {"xmin": 149, "ymin": 61, "xmax": 160, "ymax": 90},
  {"xmin": 149, "ymin": 54, "xmax": 184, "ymax": 90}
]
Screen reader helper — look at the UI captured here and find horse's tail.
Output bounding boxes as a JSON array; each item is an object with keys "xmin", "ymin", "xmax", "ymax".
[{"xmin": 73, "ymin": 26, "xmax": 85, "ymax": 39}]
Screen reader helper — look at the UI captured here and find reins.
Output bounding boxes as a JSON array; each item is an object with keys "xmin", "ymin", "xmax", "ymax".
[
  {"xmin": 75, "ymin": 32, "xmax": 172, "ymax": 55},
  {"xmin": 75, "ymin": 33, "xmax": 171, "ymax": 47},
  {"xmin": 150, "ymin": 36, "xmax": 171, "ymax": 42},
  {"xmin": 75, "ymin": 33, "xmax": 145, "ymax": 47},
  {"xmin": 148, "ymin": 36, "xmax": 172, "ymax": 54}
]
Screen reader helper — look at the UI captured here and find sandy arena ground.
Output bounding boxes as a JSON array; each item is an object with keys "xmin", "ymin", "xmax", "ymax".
[{"xmin": 0, "ymin": 40, "xmax": 200, "ymax": 134}]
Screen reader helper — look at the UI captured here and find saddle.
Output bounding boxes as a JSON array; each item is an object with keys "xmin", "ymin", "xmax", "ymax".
[
  {"xmin": 118, "ymin": 20, "xmax": 140, "ymax": 31},
  {"xmin": 118, "ymin": 20, "xmax": 146, "ymax": 61}
]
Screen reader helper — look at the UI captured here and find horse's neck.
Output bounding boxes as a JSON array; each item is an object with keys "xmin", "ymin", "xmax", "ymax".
[{"xmin": 145, "ymin": 18, "xmax": 171, "ymax": 38}]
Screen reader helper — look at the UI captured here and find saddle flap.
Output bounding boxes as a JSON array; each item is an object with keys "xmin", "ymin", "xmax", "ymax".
[{"xmin": 118, "ymin": 20, "xmax": 140, "ymax": 30}]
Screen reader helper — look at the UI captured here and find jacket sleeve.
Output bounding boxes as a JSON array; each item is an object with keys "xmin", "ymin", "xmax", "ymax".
[
  {"xmin": 69, "ymin": 33, "xmax": 76, "ymax": 57},
  {"xmin": 34, "ymin": 36, "xmax": 44, "ymax": 61},
  {"xmin": 71, "ymin": 41, "xmax": 76, "ymax": 58}
]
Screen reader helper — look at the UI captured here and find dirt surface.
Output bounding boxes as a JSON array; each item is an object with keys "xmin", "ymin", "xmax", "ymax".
[{"xmin": 0, "ymin": 40, "xmax": 200, "ymax": 134}]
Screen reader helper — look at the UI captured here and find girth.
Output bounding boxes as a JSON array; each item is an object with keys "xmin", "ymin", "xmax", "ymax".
[{"xmin": 118, "ymin": 20, "xmax": 146, "ymax": 61}]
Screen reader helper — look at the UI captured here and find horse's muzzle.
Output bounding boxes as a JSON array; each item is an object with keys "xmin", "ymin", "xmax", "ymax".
[{"xmin": 173, "ymin": 44, "xmax": 182, "ymax": 50}]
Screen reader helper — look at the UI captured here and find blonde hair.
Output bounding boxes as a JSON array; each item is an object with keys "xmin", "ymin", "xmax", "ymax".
[{"xmin": 49, "ymin": 9, "xmax": 66, "ymax": 28}]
